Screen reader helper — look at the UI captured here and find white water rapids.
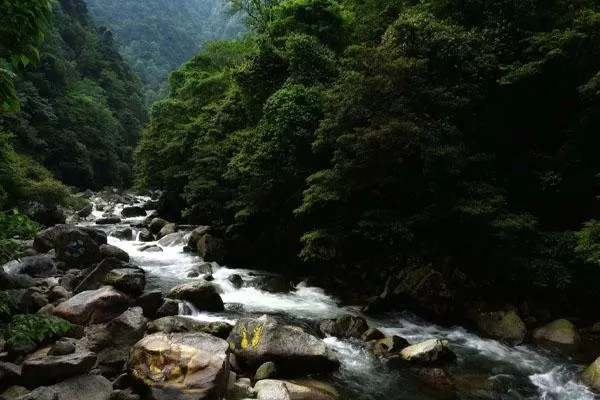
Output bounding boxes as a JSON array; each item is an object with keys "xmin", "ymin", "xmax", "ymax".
[{"xmin": 86, "ymin": 199, "xmax": 598, "ymax": 400}]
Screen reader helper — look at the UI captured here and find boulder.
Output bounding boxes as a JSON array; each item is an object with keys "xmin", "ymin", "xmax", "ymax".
[
  {"xmin": 257, "ymin": 276, "xmax": 293, "ymax": 294},
  {"xmin": 253, "ymin": 380, "xmax": 339, "ymax": 400},
  {"xmin": 196, "ymin": 234, "xmax": 226, "ymax": 263},
  {"xmin": 147, "ymin": 316, "xmax": 233, "ymax": 339},
  {"xmin": 583, "ymin": 356, "xmax": 600, "ymax": 392},
  {"xmin": 15, "ymin": 256, "xmax": 57, "ymax": 278},
  {"xmin": 157, "ymin": 223, "xmax": 177, "ymax": 240},
  {"xmin": 21, "ymin": 351, "xmax": 97, "ymax": 386},
  {"xmin": 167, "ymin": 281, "xmax": 224, "ymax": 312},
  {"xmin": 318, "ymin": 314, "xmax": 369, "ymax": 339},
  {"xmin": 138, "ymin": 229, "xmax": 154, "ymax": 242},
  {"xmin": 99, "ymin": 245, "xmax": 130, "ymax": 263},
  {"xmin": 411, "ymin": 367, "xmax": 455, "ymax": 392},
  {"xmin": 186, "ymin": 226, "xmax": 211, "ymax": 250},
  {"xmin": 111, "ymin": 228, "xmax": 133, "ymax": 241},
  {"xmin": 107, "ymin": 307, "xmax": 147, "ymax": 347},
  {"xmin": 48, "ymin": 339, "xmax": 76, "ymax": 356},
  {"xmin": 136, "ymin": 290, "xmax": 163, "ymax": 318},
  {"xmin": 255, "ymin": 362, "xmax": 277, "ymax": 381},
  {"xmin": 79, "ymin": 228, "xmax": 108, "ymax": 246},
  {"xmin": 34, "ymin": 226, "xmax": 70, "ymax": 253},
  {"xmin": 473, "ymin": 309, "xmax": 527, "ymax": 345},
  {"xmin": 227, "ymin": 315, "xmax": 339, "ymax": 375},
  {"xmin": 148, "ymin": 218, "xmax": 168, "ymax": 235},
  {"xmin": 102, "ymin": 267, "xmax": 146, "ymax": 297},
  {"xmin": 400, "ymin": 339, "xmax": 455, "ymax": 364},
  {"xmin": 156, "ymin": 299, "xmax": 180, "ymax": 318},
  {"xmin": 76, "ymin": 203, "xmax": 93, "ymax": 218},
  {"xmin": 227, "ymin": 377, "xmax": 253, "ymax": 400},
  {"xmin": 157, "ymin": 232, "xmax": 187, "ymax": 247},
  {"xmin": 95, "ymin": 217, "xmax": 122, "ymax": 225},
  {"xmin": 74, "ymin": 257, "xmax": 128, "ymax": 293},
  {"xmin": 142, "ymin": 200, "xmax": 159, "ymax": 211},
  {"xmin": 43, "ymin": 375, "xmax": 112, "ymax": 400},
  {"xmin": 253, "ymin": 380, "xmax": 290, "ymax": 400},
  {"xmin": 54, "ymin": 286, "xmax": 132, "ymax": 325},
  {"xmin": 371, "ymin": 336, "xmax": 410, "ymax": 356},
  {"xmin": 54, "ymin": 228, "xmax": 101, "ymax": 268},
  {"xmin": 361, "ymin": 328, "xmax": 385, "ymax": 342},
  {"xmin": 121, "ymin": 207, "xmax": 146, "ymax": 219},
  {"xmin": 533, "ymin": 319, "xmax": 580, "ymax": 346},
  {"xmin": 228, "ymin": 274, "xmax": 243, "ymax": 289},
  {"xmin": 128, "ymin": 332, "xmax": 230, "ymax": 400},
  {"xmin": 0, "ymin": 271, "xmax": 36, "ymax": 289}
]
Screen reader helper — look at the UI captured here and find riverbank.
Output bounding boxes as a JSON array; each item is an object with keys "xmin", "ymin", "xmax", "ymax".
[{"xmin": 0, "ymin": 191, "xmax": 599, "ymax": 399}]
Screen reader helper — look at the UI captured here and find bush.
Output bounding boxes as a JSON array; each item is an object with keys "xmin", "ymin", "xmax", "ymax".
[{"xmin": 3, "ymin": 314, "xmax": 72, "ymax": 355}]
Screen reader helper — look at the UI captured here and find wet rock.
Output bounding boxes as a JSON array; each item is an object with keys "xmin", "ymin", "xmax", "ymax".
[
  {"xmin": 411, "ymin": 367, "xmax": 455, "ymax": 392},
  {"xmin": 142, "ymin": 200, "xmax": 159, "ymax": 211},
  {"xmin": 96, "ymin": 217, "xmax": 122, "ymax": 225},
  {"xmin": 54, "ymin": 228, "xmax": 101, "ymax": 268},
  {"xmin": 54, "ymin": 286, "xmax": 132, "ymax": 325},
  {"xmin": 258, "ymin": 276, "xmax": 293, "ymax": 294},
  {"xmin": 47, "ymin": 339, "xmax": 76, "ymax": 356},
  {"xmin": 228, "ymin": 377, "xmax": 253, "ymax": 400},
  {"xmin": 583, "ymin": 356, "xmax": 600, "ymax": 392},
  {"xmin": 318, "ymin": 314, "xmax": 369, "ymax": 339},
  {"xmin": 147, "ymin": 316, "xmax": 233, "ymax": 339},
  {"xmin": 74, "ymin": 258, "xmax": 128, "ymax": 293},
  {"xmin": 533, "ymin": 318, "xmax": 579, "ymax": 346},
  {"xmin": 15, "ymin": 256, "xmax": 57, "ymax": 278},
  {"xmin": 121, "ymin": 207, "xmax": 146, "ymax": 219},
  {"xmin": 361, "ymin": 328, "xmax": 385, "ymax": 342},
  {"xmin": 148, "ymin": 218, "xmax": 168, "ymax": 235},
  {"xmin": 228, "ymin": 274, "xmax": 243, "ymax": 289},
  {"xmin": 138, "ymin": 245, "xmax": 162, "ymax": 253},
  {"xmin": 227, "ymin": 315, "xmax": 339, "ymax": 376},
  {"xmin": 21, "ymin": 351, "xmax": 97, "ymax": 386},
  {"xmin": 111, "ymin": 228, "xmax": 133, "ymax": 241},
  {"xmin": 186, "ymin": 226, "xmax": 211, "ymax": 250},
  {"xmin": 157, "ymin": 223, "xmax": 177, "ymax": 240},
  {"xmin": 135, "ymin": 290, "xmax": 163, "ymax": 318},
  {"xmin": 79, "ymin": 227, "xmax": 108, "ymax": 247},
  {"xmin": 103, "ymin": 267, "xmax": 146, "ymax": 297},
  {"xmin": 157, "ymin": 232, "xmax": 187, "ymax": 247},
  {"xmin": 137, "ymin": 229, "xmax": 154, "ymax": 242},
  {"xmin": 128, "ymin": 332, "xmax": 230, "ymax": 400},
  {"xmin": 400, "ymin": 339, "xmax": 455, "ymax": 364},
  {"xmin": 196, "ymin": 234, "xmax": 226, "ymax": 263},
  {"xmin": 167, "ymin": 281, "xmax": 224, "ymax": 312},
  {"xmin": 371, "ymin": 336, "xmax": 410, "ymax": 356},
  {"xmin": 473, "ymin": 309, "xmax": 527, "ymax": 345},
  {"xmin": 100, "ymin": 245, "xmax": 130, "ymax": 263},
  {"xmin": 155, "ymin": 299, "xmax": 179, "ymax": 318},
  {"xmin": 76, "ymin": 203, "xmax": 93, "ymax": 218},
  {"xmin": 34, "ymin": 226, "xmax": 69, "ymax": 253},
  {"xmin": 255, "ymin": 362, "xmax": 277, "ymax": 381}
]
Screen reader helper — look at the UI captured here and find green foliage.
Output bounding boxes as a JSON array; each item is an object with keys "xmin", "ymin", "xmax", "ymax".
[
  {"xmin": 0, "ymin": 0, "xmax": 54, "ymax": 109},
  {"xmin": 3, "ymin": 314, "xmax": 71, "ymax": 354},
  {"xmin": 0, "ymin": 209, "xmax": 39, "ymax": 264}
]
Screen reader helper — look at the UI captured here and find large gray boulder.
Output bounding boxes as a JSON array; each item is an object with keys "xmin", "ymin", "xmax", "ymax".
[
  {"xmin": 167, "ymin": 281, "xmax": 224, "ymax": 311},
  {"xmin": 157, "ymin": 223, "xmax": 177, "ymax": 240},
  {"xmin": 227, "ymin": 315, "xmax": 339, "ymax": 376},
  {"xmin": 53, "ymin": 286, "xmax": 132, "ymax": 325},
  {"xmin": 15, "ymin": 256, "xmax": 57, "ymax": 278},
  {"xmin": 473, "ymin": 309, "xmax": 527, "ymax": 345},
  {"xmin": 400, "ymin": 339, "xmax": 455, "ymax": 364},
  {"xmin": 111, "ymin": 228, "xmax": 133, "ymax": 241},
  {"xmin": 99, "ymin": 245, "xmax": 130, "ymax": 263},
  {"xmin": 196, "ymin": 234, "xmax": 226, "ymax": 263},
  {"xmin": 149, "ymin": 218, "xmax": 168, "ymax": 235},
  {"xmin": 21, "ymin": 351, "xmax": 97, "ymax": 386},
  {"xmin": 128, "ymin": 332, "xmax": 230, "ymax": 400},
  {"xmin": 533, "ymin": 319, "xmax": 580, "ymax": 346}
]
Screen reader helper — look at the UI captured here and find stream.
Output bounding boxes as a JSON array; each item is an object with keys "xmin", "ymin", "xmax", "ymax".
[{"xmin": 86, "ymin": 198, "xmax": 598, "ymax": 400}]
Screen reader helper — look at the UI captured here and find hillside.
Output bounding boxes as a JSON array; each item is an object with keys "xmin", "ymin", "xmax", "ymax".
[{"xmin": 85, "ymin": 0, "xmax": 244, "ymax": 103}]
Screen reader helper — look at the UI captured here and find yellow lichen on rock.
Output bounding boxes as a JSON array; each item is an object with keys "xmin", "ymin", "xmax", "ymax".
[
  {"xmin": 241, "ymin": 327, "xmax": 249, "ymax": 349},
  {"xmin": 252, "ymin": 324, "xmax": 263, "ymax": 348}
]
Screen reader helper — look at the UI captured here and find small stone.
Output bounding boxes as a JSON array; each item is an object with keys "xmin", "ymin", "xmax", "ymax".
[
  {"xmin": 255, "ymin": 361, "xmax": 277, "ymax": 381},
  {"xmin": 48, "ymin": 339, "xmax": 76, "ymax": 356}
]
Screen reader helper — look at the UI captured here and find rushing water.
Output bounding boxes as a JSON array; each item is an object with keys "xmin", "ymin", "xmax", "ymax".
[{"xmin": 86, "ymin": 199, "xmax": 598, "ymax": 400}]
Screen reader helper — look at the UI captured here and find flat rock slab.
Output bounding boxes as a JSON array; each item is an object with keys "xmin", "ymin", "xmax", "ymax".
[
  {"xmin": 54, "ymin": 286, "xmax": 132, "ymax": 325},
  {"xmin": 21, "ymin": 351, "xmax": 97, "ymax": 386}
]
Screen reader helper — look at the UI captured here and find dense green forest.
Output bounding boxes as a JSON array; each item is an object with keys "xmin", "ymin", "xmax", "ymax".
[
  {"xmin": 136, "ymin": 0, "xmax": 600, "ymax": 312},
  {"xmin": 85, "ymin": 0, "xmax": 244, "ymax": 104},
  {"xmin": 0, "ymin": 0, "xmax": 145, "ymax": 208}
]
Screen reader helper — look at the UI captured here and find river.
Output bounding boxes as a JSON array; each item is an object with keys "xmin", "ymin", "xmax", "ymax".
[{"xmin": 86, "ymin": 198, "xmax": 598, "ymax": 400}]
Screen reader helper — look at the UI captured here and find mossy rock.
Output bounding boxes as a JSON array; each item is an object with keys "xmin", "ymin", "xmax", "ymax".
[
  {"xmin": 3, "ymin": 314, "xmax": 72, "ymax": 355},
  {"xmin": 533, "ymin": 319, "xmax": 579, "ymax": 345},
  {"xmin": 583, "ymin": 356, "xmax": 600, "ymax": 392},
  {"xmin": 474, "ymin": 309, "xmax": 527, "ymax": 345}
]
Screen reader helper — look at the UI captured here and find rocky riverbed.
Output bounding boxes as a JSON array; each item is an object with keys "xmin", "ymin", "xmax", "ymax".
[{"xmin": 1, "ymin": 191, "xmax": 600, "ymax": 399}]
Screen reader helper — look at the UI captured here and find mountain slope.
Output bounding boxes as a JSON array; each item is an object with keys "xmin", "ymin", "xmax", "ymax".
[{"xmin": 85, "ymin": 0, "xmax": 243, "ymax": 103}]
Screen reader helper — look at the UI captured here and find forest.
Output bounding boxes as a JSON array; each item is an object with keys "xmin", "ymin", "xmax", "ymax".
[
  {"xmin": 135, "ymin": 0, "xmax": 600, "ymax": 317},
  {"xmin": 85, "ymin": 0, "xmax": 244, "ymax": 104}
]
